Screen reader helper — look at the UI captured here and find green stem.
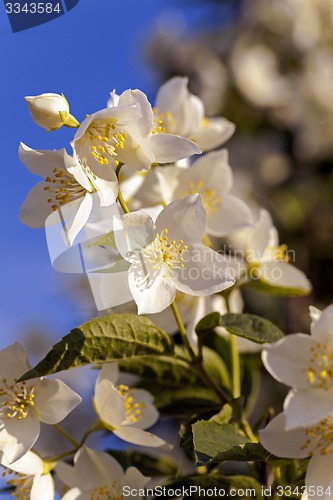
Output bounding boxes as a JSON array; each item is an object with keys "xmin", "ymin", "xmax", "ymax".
[
  {"xmin": 44, "ymin": 448, "xmax": 77, "ymax": 463},
  {"xmin": 230, "ymin": 333, "xmax": 241, "ymax": 399},
  {"xmin": 170, "ymin": 301, "xmax": 229, "ymax": 402},
  {"xmin": 117, "ymin": 188, "xmax": 130, "ymax": 214},
  {"xmin": 170, "ymin": 301, "xmax": 196, "ymax": 361},
  {"xmin": 53, "ymin": 424, "xmax": 80, "ymax": 448},
  {"xmin": 80, "ymin": 419, "xmax": 104, "ymax": 446},
  {"xmin": 240, "ymin": 418, "xmax": 258, "ymax": 442}
]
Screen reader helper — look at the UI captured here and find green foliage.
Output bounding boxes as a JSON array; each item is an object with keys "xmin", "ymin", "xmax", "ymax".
[
  {"xmin": 221, "ymin": 313, "xmax": 284, "ymax": 344},
  {"xmin": 246, "ymin": 279, "xmax": 310, "ymax": 297},
  {"xmin": 19, "ymin": 314, "xmax": 174, "ymax": 380},
  {"xmin": 107, "ymin": 450, "xmax": 178, "ymax": 477}
]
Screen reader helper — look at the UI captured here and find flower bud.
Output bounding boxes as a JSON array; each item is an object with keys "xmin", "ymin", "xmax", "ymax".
[{"xmin": 25, "ymin": 93, "xmax": 80, "ymax": 131}]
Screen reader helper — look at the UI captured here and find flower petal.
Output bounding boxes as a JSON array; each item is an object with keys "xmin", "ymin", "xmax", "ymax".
[
  {"xmin": 55, "ymin": 461, "xmax": 77, "ymax": 489},
  {"xmin": 284, "ymin": 387, "xmax": 333, "ymax": 430},
  {"xmin": 262, "ymin": 334, "xmax": 315, "ymax": 388},
  {"xmin": 189, "ymin": 149, "xmax": 232, "ymax": 194},
  {"xmin": 20, "ymin": 182, "xmax": 58, "ymax": 228},
  {"xmin": 118, "ymin": 89, "xmax": 153, "ymax": 136},
  {"xmin": 61, "ymin": 487, "xmax": 83, "ymax": 500},
  {"xmin": 193, "ymin": 117, "xmax": 235, "ymax": 150},
  {"xmin": 259, "ymin": 412, "xmax": 308, "ymax": 459},
  {"xmin": 248, "ymin": 209, "xmax": 272, "ymax": 257},
  {"xmin": 93, "ymin": 379, "xmax": 125, "ymax": 428},
  {"xmin": 0, "ymin": 343, "xmax": 32, "ymax": 381},
  {"xmin": 174, "ymin": 244, "xmax": 234, "ymax": 296},
  {"xmin": 0, "ymin": 412, "xmax": 40, "ymax": 464},
  {"xmin": 311, "ymin": 304, "xmax": 333, "ymax": 346},
  {"xmin": 149, "ymin": 133, "xmax": 201, "ymax": 163},
  {"xmin": 33, "ymin": 378, "xmax": 81, "ymax": 424},
  {"xmin": 97, "ymin": 362, "xmax": 119, "ymax": 386},
  {"xmin": 114, "ymin": 211, "xmax": 155, "ymax": 260},
  {"xmin": 123, "ymin": 466, "xmax": 150, "ymax": 490},
  {"xmin": 31, "ymin": 474, "xmax": 55, "ymax": 500},
  {"xmin": 19, "ymin": 143, "xmax": 71, "ymax": 178},
  {"xmin": 114, "ymin": 426, "xmax": 168, "ymax": 448},
  {"xmin": 63, "ymin": 194, "xmax": 94, "ymax": 247},
  {"xmin": 128, "ymin": 266, "xmax": 176, "ymax": 314},
  {"xmin": 75, "ymin": 446, "xmax": 123, "ymax": 488},
  {"xmin": 305, "ymin": 453, "xmax": 333, "ymax": 499},
  {"xmin": 1, "ymin": 450, "xmax": 43, "ymax": 475},
  {"xmin": 155, "ymin": 194, "xmax": 206, "ymax": 245},
  {"xmin": 207, "ymin": 195, "xmax": 253, "ymax": 237},
  {"xmin": 258, "ymin": 261, "xmax": 311, "ymax": 292},
  {"xmin": 154, "ymin": 77, "xmax": 189, "ymax": 127}
]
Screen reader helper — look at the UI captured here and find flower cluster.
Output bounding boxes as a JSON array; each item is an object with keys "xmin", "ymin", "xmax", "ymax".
[{"xmin": 7, "ymin": 76, "xmax": 322, "ymax": 499}]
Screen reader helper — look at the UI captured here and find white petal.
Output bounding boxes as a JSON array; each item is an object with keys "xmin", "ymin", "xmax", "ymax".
[
  {"xmin": 61, "ymin": 487, "xmax": 83, "ymax": 500},
  {"xmin": 55, "ymin": 461, "xmax": 77, "ymax": 489},
  {"xmin": 30, "ymin": 474, "xmax": 55, "ymax": 500},
  {"xmin": 258, "ymin": 261, "xmax": 311, "ymax": 292},
  {"xmin": 1, "ymin": 450, "xmax": 43, "ymax": 475},
  {"xmin": 64, "ymin": 194, "xmax": 94, "ymax": 247},
  {"xmin": 0, "ymin": 413, "xmax": 40, "ymax": 464},
  {"xmin": 155, "ymin": 166, "xmax": 182, "ymax": 205},
  {"xmin": 75, "ymin": 446, "xmax": 123, "ymax": 488},
  {"xmin": 174, "ymin": 244, "xmax": 234, "ymax": 296},
  {"xmin": 33, "ymin": 378, "xmax": 81, "ymax": 424},
  {"xmin": 248, "ymin": 209, "xmax": 272, "ymax": 257},
  {"xmin": 97, "ymin": 363, "xmax": 119, "ymax": 386},
  {"xmin": 129, "ymin": 389, "xmax": 159, "ymax": 430},
  {"xmin": 93, "ymin": 379, "xmax": 125, "ymax": 428},
  {"xmin": 224, "ymin": 255, "xmax": 248, "ymax": 281},
  {"xmin": 149, "ymin": 133, "xmax": 201, "ymax": 163},
  {"xmin": 311, "ymin": 304, "xmax": 333, "ymax": 346},
  {"xmin": 128, "ymin": 266, "xmax": 176, "ymax": 314},
  {"xmin": 20, "ymin": 182, "xmax": 57, "ymax": 228},
  {"xmin": 0, "ymin": 343, "xmax": 32, "ymax": 380},
  {"xmin": 114, "ymin": 211, "xmax": 155, "ymax": 260},
  {"xmin": 207, "ymin": 195, "xmax": 253, "ymax": 237},
  {"xmin": 93, "ymin": 175, "xmax": 118, "ymax": 207},
  {"xmin": 284, "ymin": 387, "xmax": 333, "ymax": 430},
  {"xmin": 306, "ymin": 454, "xmax": 333, "ymax": 500},
  {"xmin": 67, "ymin": 162, "xmax": 92, "ymax": 192},
  {"xmin": 19, "ymin": 143, "xmax": 71, "ymax": 178},
  {"xmin": 155, "ymin": 194, "xmax": 206, "ymax": 245},
  {"xmin": 123, "ymin": 466, "xmax": 150, "ymax": 490},
  {"xmin": 155, "ymin": 77, "xmax": 189, "ymax": 125},
  {"xmin": 186, "ymin": 296, "xmax": 207, "ymax": 347},
  {"xmin": 193, "ymin": 117, "xmax": 236, "ymax": 150},
  {"xmin": 259, "ymin": 413, "xmax": 308, "ymax": 458},
  {"xmin": 309, "ymin": 305, "xmax": 322, "ymax": 323},
  {"xmin": 118, "ymin": 89, "xmax": 153, "ymax": 136},
  {"xmin": 262, "ymin": 334, "xmax": 315, "ymax": 388},
  {"xmin": 190, "ymin": 149, "xmax": 232, "ymax": 194},
  {"xmin": 181, "ymin": 94, "xmax": 204, "ymax": 136},
  {"xmin": 114, "ymin": 426, "xmax": 168, "ymax": 448}
]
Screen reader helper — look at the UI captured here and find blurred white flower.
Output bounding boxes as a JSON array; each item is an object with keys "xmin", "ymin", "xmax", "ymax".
[
  {"xmin": 93, "ymin": 363, "xmax": 168, "ymax": 448},
  {"xmin": 25, "ymin": 93, "xmax": 79, "ymax": 131},
  {"xmin": 228, "ymin": 209, "xmax": 311, "ymax": 294},
  {"xmin": 262, "ymin": 304, "xmax": 333, "ymax": 429},
  {"xmin": 231, "ymin": 43, "xmax": 291, "ymax": 107},
  {"xmin": 114, "ymin": 194, "xmax": 234, "ymax": 314},
  {"xmin": 157, "ymin": 150, "xmax": 253, "ymax": 236},
  {"xmin": 73, "ymin": 88, "xmax": 200, "ymax": 176},
  {"xmin": 19, "ymin": 143, "xmax": 118, "ymax": 246},
  {"xmin": 1, "ymin": 451, "xmax": 54, "ymax": 500},
  {"xmin": 260, "ymin": 411, "xmax": 333, "ymax": 500},
  {"xmin": 0, "ymin": 342, "xmax": 81, "ymax": 464},
  {"xmin": 154, "ymin": 76, "xmax": 235, "ymax": 150},
  {"xmin": 57, "ymin": 445, "xmax": 149, "ymax": 500}
]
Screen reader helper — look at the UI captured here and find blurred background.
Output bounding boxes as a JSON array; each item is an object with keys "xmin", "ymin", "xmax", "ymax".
[{"xmin": 0, "ymin": 0, "xmax": 333, "ymax": 491}]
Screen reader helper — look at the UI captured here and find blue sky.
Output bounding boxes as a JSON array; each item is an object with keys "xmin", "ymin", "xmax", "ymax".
[{"xmin": 0, "ymin": 0, "xmax": 196, "ymax": 350}]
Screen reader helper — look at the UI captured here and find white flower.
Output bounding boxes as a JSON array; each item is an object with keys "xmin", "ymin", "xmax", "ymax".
[
  {"xmin": 25, "ymin": 93, "xmax": 79, "ymax": 131},
  {"xmin": 93, "ymin": 363, "xmax": 168, "ymax": 448},
  {"xmin": 114, "ymin": 194, "xmax": 234, "ymax": 314},
  {"xmin": 1, "ymin": 451, "xmax": 54, "ymax": 500},
  {"xmin": 156, "ymin": 150, "xmax": 253, "ymax": 236},
  {"xmin": 259, "ymin": 412, "xmax": 333, "ymax": 500},
  {"xmin": 19, "ymin": 143, "xmax": 117, "ymax": 246},
  {"xmin": 262, "ymin": 304, "xmax": 333, "ymax": 429},
  {"xmin": 0, "ymin": 342, "xmax": 81, "ymax": 464},
  {"xmin": 56, "ymin": 445, "xmax": 149, "ymax": 500},
  {"xmin": 73, "ymin": 89, "xmax": 201, "ymax": 176},
  {"xmin": 154, "ymin": 76, "xmax": 235, "ymax": 150},
  {"xmin": 228, "ymin": 209, "xmax": 311, "ymax": 293}
]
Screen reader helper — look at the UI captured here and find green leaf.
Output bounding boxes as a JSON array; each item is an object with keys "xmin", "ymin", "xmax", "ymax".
[
  {"xmin": 221, "ymin": 313, "xmax": 284, "ymax": 344},
  {"xmin": 89, "ymin": 231, "xmax": 116, "ymax": 248},
  {"xmin": 209, "ymin": 403, "xmax": 233, "ymax": 425},
  {"xmin": 19, "ymin": 314, "xmax": 174, "ymax": 380},
  {"xmin": 195, "ymin": 312, "xmax": 222, "ymax": 336},
  {"xmin": 107, "ymin": 450, "xmax": 178, "ymax": 477},
  {"xmin": 246, "ymin": 279, "xmax": 310, "ymax": 297},
  {"xmin": 154, "ymin": 387, "xmax": 221, "ymax": 415},
  {"xmin": 202, "ymin": 346, "xmax": 232, "ymax": 390},
  {"xmin": 192, "ymin": 420, "xmax": 249, "ymax": 465}
]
